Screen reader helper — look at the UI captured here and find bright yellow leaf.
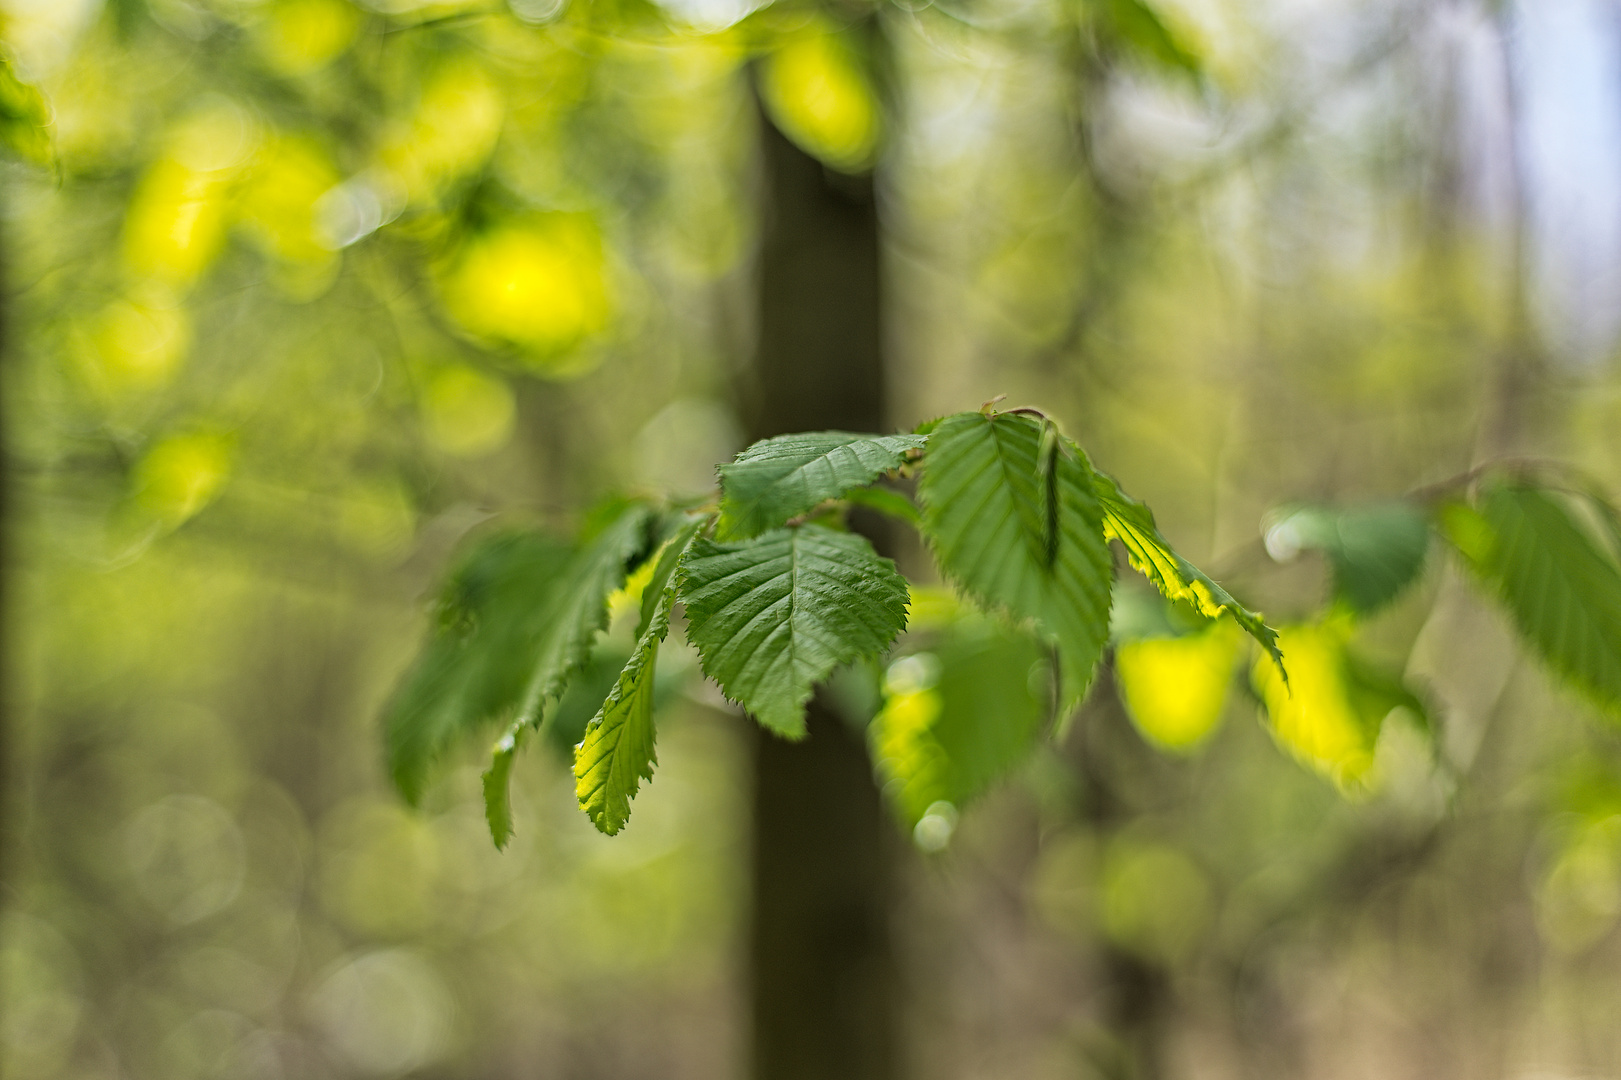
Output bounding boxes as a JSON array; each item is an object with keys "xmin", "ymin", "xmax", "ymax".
[
  {"xmin": 1116, "ymin": 621, "xmax": 1239, "ymax": 753},
  {"xmin": 1252, "ymin": 622, "xmax": 1379, "ymax": 790}
]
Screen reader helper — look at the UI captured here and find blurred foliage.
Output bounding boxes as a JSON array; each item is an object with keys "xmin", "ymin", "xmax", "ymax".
[{"xmin": 6, "ymin": 0, "xmax": 1621, "ymax": 1078}]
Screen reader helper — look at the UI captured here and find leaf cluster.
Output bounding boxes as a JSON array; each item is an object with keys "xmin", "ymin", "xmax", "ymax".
[
  {"xmin": 385, "ymin": 406, "xmax": 1621, "ymax": 845},
  {"xmin": 384, "ymin": 405, "xmax": 1280, "ymax": 842}
]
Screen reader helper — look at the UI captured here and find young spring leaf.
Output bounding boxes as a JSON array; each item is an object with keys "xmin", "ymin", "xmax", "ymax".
[
  {"xmin": 1091, "ymin": 468, "xmax": 1284, "ymax": 674},
  {"xmin": 384, "ymin": 500, "xmax": 656, "ymax": 806},
  {"xmin": 1267, "ymin": 502, "xmax": 1430, "ymax": 614},
  {"xmin": 573, "ymin": 516, "xmax": 705, "ymax": 835},
  {"xmin": 716, "ymin": 431, "xmax": 926, "ymax": 540},
  {"xmin": 870, "ymin": 621, "xmax": 1047, "ymax": 830},
  {"xmin": 919, "ymin": 411, "xmax": 1114, "ymax": 713},
  {"xmin": 679, "ymin": 524, "xmax": 910, "ymax": 738},
  {"xmin": 1442, "ymin": 481, "xmax": 1621, "ymax": 717}
]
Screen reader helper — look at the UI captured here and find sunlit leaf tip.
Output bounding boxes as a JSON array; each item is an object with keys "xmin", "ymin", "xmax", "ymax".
[{"xmin": 1090, "ymin": 467, "xmax": 1285, "ymax": 681}]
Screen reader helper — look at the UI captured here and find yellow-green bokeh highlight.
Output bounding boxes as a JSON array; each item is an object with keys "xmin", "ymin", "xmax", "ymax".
[
  {"xmin": 254, "ymin": 0, "xmax": 360, "ymax": 76},
  {"xmin": 1251, "ymin": 623, "xmax": 1379, "ymax": 791},
  {"xmin": 132, "ymin": 431, "xmax": 234, "ymax": 528},
  {"xmin": 81, "ymin": 289, "xmax": 192, "ymax": 396},
  {"xmin": 437, "ymin": 215, "xmax": 611, "ymax": 373},
  {"xmin": 759, "ymin": 24, "xmax": 882, "ymax": 173},
  {"xmin": 237, "ymin": 133, "xmax": 342, "ymax": 269},
  {"xmin": 870, "ymin": 682, "xmax": 947, "ymax": 826},
  {"xmin": 1098, "ymin": 837, "xmax": 1213, "ymax": 965},
  {"xmin": 420, "ymin": 364, "xmax": 517, "ymax": 458},
  {"xmin": 1536, "ymin": 816, "xmax": 1621, "ymax": 955},
  {"xmin": 1115, "ymin": 620, "xmax": 1240, "ymax": 752},
  {"xmin": 379, "ymin": 56, "xmax": 503, "ymax": 205},
  {"xmin": 122, "ymin": 103, "xmax": 258, "ymax": 288}
]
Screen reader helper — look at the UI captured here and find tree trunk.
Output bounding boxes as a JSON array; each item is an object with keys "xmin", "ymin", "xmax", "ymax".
[{"xmin": 741, "ymin": 85, "xmax": 899, "ymax": 1080}]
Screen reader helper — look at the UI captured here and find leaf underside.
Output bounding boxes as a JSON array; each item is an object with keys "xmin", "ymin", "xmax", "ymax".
[
  {"xmin": 1448, "ymin": 482, "xmax": 1621, "ymax": 717},
  {"xmin": 716, "ymin": 431, "xmax": 927, "ymax": 541},
  {"xmin": 680, "ymin": 524, "xmax": 910, "ymax": 738},
  {"xmin": 1091, "ymin": 468, "xmax": 1284, "ymax": 675},
  {"xmin": 573, "ymin": 516, "xmax": 706, "ymax": 835},
  {"xmin": 919, "ymin": 411, "xmax": 1114, "ymax": 714}
]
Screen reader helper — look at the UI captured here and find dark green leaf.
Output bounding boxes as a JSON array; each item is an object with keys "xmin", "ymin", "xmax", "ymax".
[
  {"xmin": 680, "ymin": 524, "xmax": 910, "ymax": 738},
  {"xmin": 1090, "ymin": 466, "xmax": 1283, "ymax": 675},
  {"xmin": 716, "ymin": 431, "xmax": 926, "ymax": 540},
  {"xmin": 1269, "ymin": 502, "xmax": 1430, "ymax": 614},
  {"xmin": 919, "ymin": 411, "xmax": 1115, "ymax": 714},
  {"xmin": 1443, "ymin": 481, "xmax": 1621, "ymax": 717},
  {"xmin": 510, "ymin": 500, "xmax": 660, "ymax": 728},
  {"xmin": 384, "ymin": 531, "xmax": 574, "ymax": 805}
]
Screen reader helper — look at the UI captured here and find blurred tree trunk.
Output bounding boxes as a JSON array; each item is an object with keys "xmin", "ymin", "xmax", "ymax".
[{"xmin": 740, "ymin": 81, "xmax": 899, "ymax": 1080}]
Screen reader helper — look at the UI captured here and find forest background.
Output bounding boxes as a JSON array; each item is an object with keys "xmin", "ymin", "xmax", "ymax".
[{"xmin": 5, "ymin": 0, "xmax": 1621, "ymax": 1078}]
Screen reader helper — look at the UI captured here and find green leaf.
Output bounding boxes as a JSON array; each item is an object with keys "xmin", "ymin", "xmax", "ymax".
[
  {"xmin": 680, "ymin": 524, "xmax": 910, "ymax": 738},
  {"xmin": 482, "ymin": 727, "xmax": 521, "ymax": 850},
  {"xmin": 1268, "ymin": 502, "xmax": 1430, "ymax": 614},
  {"xmin": 383, "ymin": 500, "xmax": 656, "ymax": 805},
  {"xmin": 384, "ymin": 531, "xmax": 575, "ymax": 805},
  {"xmin": 871, "ymin": 621, "xmax": 1047, "ymax": 830},
  {"xmin": 1091, "ymin": 467, "xmax": 1284, "ymax": 675},
  {"xmin": 1342, "ymin": 652, "xmax": 1435, "ymax": 745},
  {"xmin": 1443, "ymin": 481, "xmax": 1621, "ymax": 717},
  {"xmin": 0, "ymin": 54, "xmax": 52, "ymax": 166},
  {"xmin": 843, "ymin": 484, "xmax": 922, "ymax": 527},
  {"xmin": 571, "ymin": 515, "xmax": 708, "ymax": 833},
  {"xmin": 919, "ymin": 411, "xmax": 1115, "ymax": 714},
  {"xmin": 511, "ymin": 500, "xmax": 660, "ymax": 727},
  {"xmin": 716, "ymin": 431, "xmax": 926, "ymax": 540}
]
